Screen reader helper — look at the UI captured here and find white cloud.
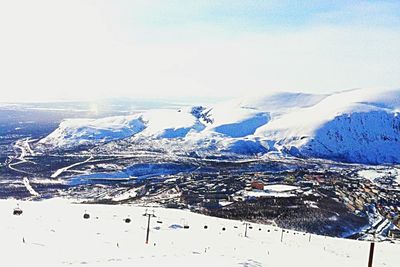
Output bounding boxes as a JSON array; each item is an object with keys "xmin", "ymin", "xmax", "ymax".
[{"xmin": 0, "ymin": 1, "xmax": 399, "ymax": 102}]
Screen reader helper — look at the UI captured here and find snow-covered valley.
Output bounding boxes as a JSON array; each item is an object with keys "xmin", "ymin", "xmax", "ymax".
[
  {"xmin": 2, "ymin": 89, "xmax": 400, "ymax": 263},
  {"xmin": 1, "ymin": 199, "xmax": 399, "ymax": 267}
]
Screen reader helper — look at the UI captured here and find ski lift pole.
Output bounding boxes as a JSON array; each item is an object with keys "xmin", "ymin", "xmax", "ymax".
[
  {"xmin": 143, "ymin": 210, "xmax": 156, "ymax": 244},
  {"xmin": 367, "ymin": 197, "xmax": 381, "ymax": 267},
  {"xmin": 368, "ymin": 231, "xmax": 376, "ymax": 267},
  {"xmin": 243, "ymin": 222, "xmax": 250, "ymax": 237},
  {"xmin": 368, "ymin": 242, "xmax": 375, "ymax": 267}
]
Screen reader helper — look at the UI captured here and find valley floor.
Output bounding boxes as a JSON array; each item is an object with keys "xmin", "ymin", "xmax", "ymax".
[{"xmin": 0, "ymin": 199, "xmax": 399, "ymax": 267}]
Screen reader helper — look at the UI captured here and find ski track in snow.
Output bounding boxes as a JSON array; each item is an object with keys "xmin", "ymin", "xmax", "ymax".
[{"xmin": 8, "ymin": 138, "xmax": 35, "ymax": 175}]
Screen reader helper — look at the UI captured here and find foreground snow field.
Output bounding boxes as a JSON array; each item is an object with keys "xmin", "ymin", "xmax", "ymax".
[{"xmin": 1, "ymin": 199, "xmax": 399, "ymax": 267}]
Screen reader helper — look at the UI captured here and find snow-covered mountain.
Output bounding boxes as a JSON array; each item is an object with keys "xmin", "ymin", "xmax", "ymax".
[{"xmin": 38, "ymin": 88, "xmax": 400, "ymax": 164}]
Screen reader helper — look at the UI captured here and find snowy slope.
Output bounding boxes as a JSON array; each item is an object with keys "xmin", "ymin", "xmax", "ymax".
[
  {"xmin": 1, "ymin": 199, "xmax": 399, "ymax": 267},
  {"xmin": 38, "ymin": 107, "xmax": 211, "ymax": 148},
  {"xmin": 255, "ymin": 88, "xmax": 400, "ymax": 163},
  {"xmin": 38, "ymin": 114, "xmax": 146, "ymax": 148},
  {"xmin": 228, "ymin": 91, "xmax": 328, "ymax": 113},
  {"xmin": 38, "ymin": 88, "xmax": 400, "ymax": 164}
]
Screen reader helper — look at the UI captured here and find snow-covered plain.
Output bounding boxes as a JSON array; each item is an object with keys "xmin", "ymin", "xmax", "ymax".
[
  {"xmin": 358, "ymin": 169, "xmax": 392, "ymax": 183},
  {"xmin": 263, "ymin": 184, "xmax": 298, "ymax": 192},
  {"xmin": 245, "ymin": 185, "xmax": 299, "ymax": 198},
  {"xmin": 38, "ymin": 88, "xmax": 400, "ymax": 164},
  {"xmin": 1, "ymin": 199, "xmax": 399, "ymax": 267}
]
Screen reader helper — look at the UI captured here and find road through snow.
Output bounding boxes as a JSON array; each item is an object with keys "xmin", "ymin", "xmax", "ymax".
[
  {"xmin": 7, "ymin": 138, "xmax": 35, "ymax": 175},
  {"xmin": 51, "ymin": 155, "xmax": 94, "ymax": 178}
]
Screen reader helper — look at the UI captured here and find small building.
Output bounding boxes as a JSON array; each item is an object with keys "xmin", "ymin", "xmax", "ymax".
[
  {"xmin": 388, "ymin": 229, "xmax": 400, "ymax": 239},
  {"xmin": 251, "ymin": 181, "xmax": 264, "ymax": 191}
]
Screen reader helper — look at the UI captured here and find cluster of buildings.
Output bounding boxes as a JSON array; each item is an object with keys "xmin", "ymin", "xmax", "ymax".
[
  {"xmin": 126, "ymin": 166, "xmax": 399, "ymax": 238},
  {"xmin": 138, "ymin": 170, "xmax": 318, "ymax": 210},
  {"xmin": 134, "ymin": 172, "xmax": 246, "ymax": 209},
  {"xmin": 333, "ymin": 175, "xmax": 400, "ymax": 229}
]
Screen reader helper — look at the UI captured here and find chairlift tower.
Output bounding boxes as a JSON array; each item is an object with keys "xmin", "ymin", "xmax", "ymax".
[
  {"xmin": 143, "ymin": 209, "xmax": 156, "ymax": 244},
  {"xmin": 243, "ymin": 222, "xmax": 251, "ymax": 237},
  {"xmin": 368, "ymin": 195, "xmax": 381, "ymax": 267},
  {"xmin": 368, "ymin": 230, "xmax": 377, "ymax": 267}
]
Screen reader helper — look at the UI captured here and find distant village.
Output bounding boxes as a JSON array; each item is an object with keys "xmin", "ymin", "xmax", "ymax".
[{"xmin": 123, "ymin": 167, "xmax": 400, "ymax": 239}]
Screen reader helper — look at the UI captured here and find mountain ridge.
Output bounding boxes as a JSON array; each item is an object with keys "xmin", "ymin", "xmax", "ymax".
[{"xmin": 37, "ymin": 88, "xmax": 400, "ymax": 164}]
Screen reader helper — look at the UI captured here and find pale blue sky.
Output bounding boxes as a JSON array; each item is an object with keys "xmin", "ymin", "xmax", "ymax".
[
  {"xmin": 0, "ymin": 0, "xmax": 399, "ymax": 102},
  {"xmin": 106, "ymin": 1, "xmax": 400, "ymax": 37}
]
